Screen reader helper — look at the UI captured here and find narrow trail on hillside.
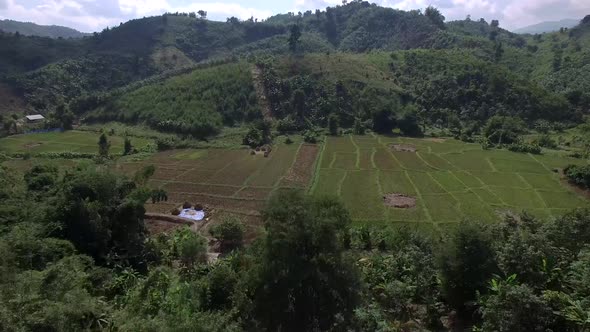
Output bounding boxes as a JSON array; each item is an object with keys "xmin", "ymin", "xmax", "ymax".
[{"xmin": 251, "ymin": 65, "xmax": 273, "ymax": 120}]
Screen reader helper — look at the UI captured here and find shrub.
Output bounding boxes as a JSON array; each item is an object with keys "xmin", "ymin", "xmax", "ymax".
[
  {"xmin": 535, "ymin": 134, "xmax": 557, "ymax": 149},
  {"xmin": 284, "ymin": 136, "xmax": 294, "ymax": 144},
  {"xmin": 171, "ymin": 208, "xmax": 181, "ymax": 216},
  {"xmin": 564, "ymin": 164, "xmax": 590, "ymax": 189},
  {"xmin": 209, "ymin": 216, "xmax": 245, "ymax": 254},
  {"xmin": 182, "ymin": 202, "xmax": 192, "ymax": 209},
  {"xmin": 507, "ymin": 143, "xmax": 542, "ymax": 154},
  {"xmin": 303, "ymin": 129, "xmax": 319, "ymax": 143},
  {"xmin": 243, "ymin": 127, "xmax": 264, "ymax": 148}
]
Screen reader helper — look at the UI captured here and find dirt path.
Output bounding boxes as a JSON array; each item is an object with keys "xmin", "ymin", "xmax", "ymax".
[{"xmin": 251, "ymin": 65, "xmax": 273, "ymax": 120}]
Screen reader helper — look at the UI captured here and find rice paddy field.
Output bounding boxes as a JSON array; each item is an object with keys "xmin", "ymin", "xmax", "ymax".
[
  {"xmin": 0, "ymin": 130, "xmax": 152, "ymax": 154},
  {"xmin": 311, "ymin": 135, "xmax": 590, "ymax": 231},
  {"xmin": 2, "ymin": 130, "xmax": 589, "ymax": 234},
  {"xmin": 114, "ymin": 143, "xmax": 319, "ymax": 218}
]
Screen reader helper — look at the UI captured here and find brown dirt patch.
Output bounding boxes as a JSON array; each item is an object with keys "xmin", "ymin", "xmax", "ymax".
[
  {"xmin": 23, "ymin": 142, "xmax": 42, "ymax": 148},
  {"xmin": 145, "ymin": 219, "xmax": 189, "ymax": 235},
  {"xmin": 383, "ymin": 193, "xmax": 416, "ymax": 209},
  {"xmin": 425, "ymin": 138, "xmax": 446, "ymax": 143},
  {"xmin": 281, "ymin": 144, "xmax": 320, "ymax": 187},
  {"xmin": 391, "ymin": 144, "xmax": 417, "ymax": 153}
]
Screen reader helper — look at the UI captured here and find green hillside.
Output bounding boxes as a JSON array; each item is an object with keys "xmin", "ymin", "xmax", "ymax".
[
  {"xmin": 0, "ymin": 19, "xmax": 89, "ymax": 38},
  {"xmin": 0, "ymin": 5, "xmax": 589, "ymax": 140}
]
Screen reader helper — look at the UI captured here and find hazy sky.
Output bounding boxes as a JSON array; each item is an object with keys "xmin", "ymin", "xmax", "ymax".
[{"xmin": 0, "ymin": 0, "xmax": 588, "ymax": 32}]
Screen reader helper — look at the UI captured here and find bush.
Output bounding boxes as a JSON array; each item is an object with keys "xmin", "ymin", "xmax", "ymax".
[
  {"xmin": 284, "ymin": 136, "xmax": 294, "ymax": 144},
  {"xmin": 303, "ymin": 129, "xmax": 319, "ymax": 143},
  {"xmin": 507, "ymin": 143, "xmax": 542, "ymax": 154},
  {"xmin": 182, "ymin": 202, "xmax": 192, "ymax": 209},
  {"xmin": 243, "ymin": 127, "xmax": 264, "ymax": 148},
  {"xmin": 209, "ymin": 216, "xmax": 245, "ymax": 254},
  {"xmin": 564, "ymin": 164, "xmax": 590, "ymax": 189},
  {"xmin": 535, "ymin": 134, "xmax": 557, "ymax": 149}
]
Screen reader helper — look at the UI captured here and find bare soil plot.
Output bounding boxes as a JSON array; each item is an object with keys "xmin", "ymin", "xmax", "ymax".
[
  {"xmin": 391, "ymin": 144, "xmax": 417, "ymax": 152},
  {"xmin": 234, "ymin": 187, "xmax": 274, "ymax": 200},
  {"xmin": 383, "ymin": 194, "xmax": 416, "ymax": 208},
  {"xmin": 281, "ymin": 144, "xmax": 319, "ymax": 188}
]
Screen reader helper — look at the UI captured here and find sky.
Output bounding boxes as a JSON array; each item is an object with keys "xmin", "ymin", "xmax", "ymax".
[{"xmin": 0, "ymin": 0, "xmax": 588, "ymax": 33}]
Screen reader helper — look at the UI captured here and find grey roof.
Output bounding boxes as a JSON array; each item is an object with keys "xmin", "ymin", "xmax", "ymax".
[{"xmin": 25, "ymin": 114, "xmax": 45, "ymax": 120}]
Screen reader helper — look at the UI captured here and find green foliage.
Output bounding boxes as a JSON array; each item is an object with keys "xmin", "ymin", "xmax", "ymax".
[
  {"xmin": 507, "ymin": 142, "xmax": 542, "ymax": 154},
  {"xmin": 478, "ymin": 282, "xmax": 555, "ymax": 331},
  {"xmin": 328, "ymin": 113, "xmax": 339, "ymax": 136},
  {"xmin": 98, "ymin": 132, "xmax": 110, "ymax": 157},
  {"xmin": 483, "ymin": 116, "xmax": 526, "ymax": 144},
  {"xmin": 209, "ymin": 216, "xmax": 245, "ymax": 254},
  {"xmin": 90, "ymin": 62, "xmax": 257, "ymax": 139},
  {"xmin": 123, "ymin": 137, "xmax": 133, "ymax": 155},
  {"xmin": 247, "ymin": 190, "xmax": 360, "ymax": 331},
  {"xmin": 564, "ymin": 164, "xmax": 590, "ymax": 189},
  {"xmin": 438, "ymin": 220, "xmax": 498, "ymax": 315}
]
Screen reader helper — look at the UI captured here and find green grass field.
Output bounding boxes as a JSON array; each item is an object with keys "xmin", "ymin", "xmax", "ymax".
[
  {"xmin": 3, "ymin": 130, "xmax": 589, "ymax": 233},
  {"xmin": 311, "ymin": 135, "xmax": 590, "ymax": 231},
  {"xmin": 0, "ymin": 130, "xmax": 152, "ymax": 155}
]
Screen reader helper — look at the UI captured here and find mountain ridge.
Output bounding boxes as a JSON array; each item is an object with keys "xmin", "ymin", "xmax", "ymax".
[{"xmin": 514, "ymin": 18, "xmax": 580, "ymax": 34}]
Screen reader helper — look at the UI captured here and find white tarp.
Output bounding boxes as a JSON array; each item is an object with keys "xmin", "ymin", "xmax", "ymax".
[{"xmin": 179, "ymin": 209, "xmax": 205, "ymax": 221}]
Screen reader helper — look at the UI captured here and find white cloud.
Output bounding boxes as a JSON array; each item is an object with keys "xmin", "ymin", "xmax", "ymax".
[
  {"xmin": 0, "ymin": 0, "xmax": 588, "ymax": 33},
  {"xmin": 0, "ymin": 0, "xmax": 274, "ymax": 32}
]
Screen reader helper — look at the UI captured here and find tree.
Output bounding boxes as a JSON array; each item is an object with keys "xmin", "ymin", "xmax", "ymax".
[
  {"xmin": 98, "ymin": 133, "xmax": 110, "ymax": 157},
  {"xmin": 372, "ymin": 105, "xmax": 397, "ymax": 134},
  {"xmin": 123, "ymin": 137, "xmax": 133, "ymax": 155},
  {"xmin": 494, "ymin": 42, "xmax": 504, "ymax": 63},
  {"xmin": 328, "ymin": 113, "xmax": 339, "ymax": 135},
  {"xmin": 243, "ymin": 127, "xmax": 264, "ymax": 148},
  {"xmin": 248, "ymin": 191, "xmax": 360, "ymax": 331},
  {"xmin": 424, "ymin": 6, "xmax": 445, "ymax": 29},
  {"xmin": 398, "ymin": 106, "xmax": 422, "ymax": 137},
  {"xmin": 483, "ymin": 116, "xmax": 525, "ymax": 145},
  {"xmin": 353, "ymin": 118, "xmax": 365, "ymax": 135},
  {"xmin": 198, "ymin": 10, "xmax": 207, "ymax": 19},
  {"xmin": 439, "ymin": 220, "xmax": 498, "ymax": 316},
  {"xmin": 479, "ymin": 282, "xmax": 555, "ymax": 331},
  {"xmin": 288, "ymin": 24, "xmax": 302, "ymax": 53},
  {"xmin": 209, "ymin": 216, "xmax": 245, "ymax": 254}
]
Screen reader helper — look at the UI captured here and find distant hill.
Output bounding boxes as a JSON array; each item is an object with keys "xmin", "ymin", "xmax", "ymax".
[
  {"xmin": 0, "ymin": 19, "xmax": 89, "ymax": 38},
  {"xmin": 514, "ymin": 19, "xmax": 580, "ymax": 34}
]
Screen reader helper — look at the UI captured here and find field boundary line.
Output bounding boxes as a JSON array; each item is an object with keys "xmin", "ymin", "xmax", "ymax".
[
  {"xmin": 308, "ymin": 140, "xmax": 326, "ymax": 195},
  {"xmin": 337, "ymin": 171, "xmax": 348, "ymax": 197},
  {"xmin": 243, "ymin": 144, "xmax": 283, "ymax": 188},
  {"xmin": 486, "ymin": 158, "xmax": 498, "ymax": 172},
  {"xmin": 528, "ymin": 153, "xmax": 552, "ymax": 172},
  {"xmin": 370, "ymin": 148, "xmax": 377, "ymax": 169},
  {"xmin": 350, "ymin": 135, "xmax": 360, "ymax": 169},
  {"xmin": 404, "ymin": 170, "xmax": 433, "ymax": 223},
  {"xmin": 416, "ymin": 152, "xmax": 441, "ymax": 171},
  {"xmin": 449, "ymin": 171, "xmax": 488, "ymax": 204},
  {"xmin": 465, "ymin": 171, "xmax": 510, "ymax": 206},
  {"xmin": 276, "ymin": 142, "xmax": 303, "ymax": 189}
]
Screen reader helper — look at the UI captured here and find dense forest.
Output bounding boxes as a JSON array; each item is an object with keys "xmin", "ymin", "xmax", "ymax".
[
  {"xmin": 0, "ymin": 3, "xmax": 589, "ymax": 140},
  {"xmin": 1, "ymin": 162, "xmax": 590, "ymax": 331},
  {"xmin": 2, "ymin": 2, "xmax": 590, "ymax": 331}
]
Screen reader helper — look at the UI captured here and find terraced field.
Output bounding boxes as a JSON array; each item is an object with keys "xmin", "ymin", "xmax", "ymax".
[
  {"xmin": 116, "ymin": 143, "xmax": 320, "ymax": 220},
  {"xmin": 311, "ymin": 135, "xmax": 590, "ymax": 231},
  {"xmin": 2, "ymin": 130, "xmax": 588, "ymax": 234}
]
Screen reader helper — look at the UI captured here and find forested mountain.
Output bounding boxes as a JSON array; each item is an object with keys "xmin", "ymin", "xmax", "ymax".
[
  {"xmin": 0, "ymin": 19, "xmax": 90, "ymax": 39},
  {"xmin": 0, "ymin": 3, "xmax": 590, "ymax": 139},
  {"xmin": 514, "ymin": 18, "xmax": 580, "ymax": 34}
]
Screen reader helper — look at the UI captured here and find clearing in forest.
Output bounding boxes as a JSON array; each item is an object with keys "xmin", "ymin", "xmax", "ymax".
[
  {"xmin": 311, "ymin": 135, "xmax": 590, "ymax": 232},
  {"xmin": 0, "ymin": 130, "xmax": 152, "ymax": 155}
]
